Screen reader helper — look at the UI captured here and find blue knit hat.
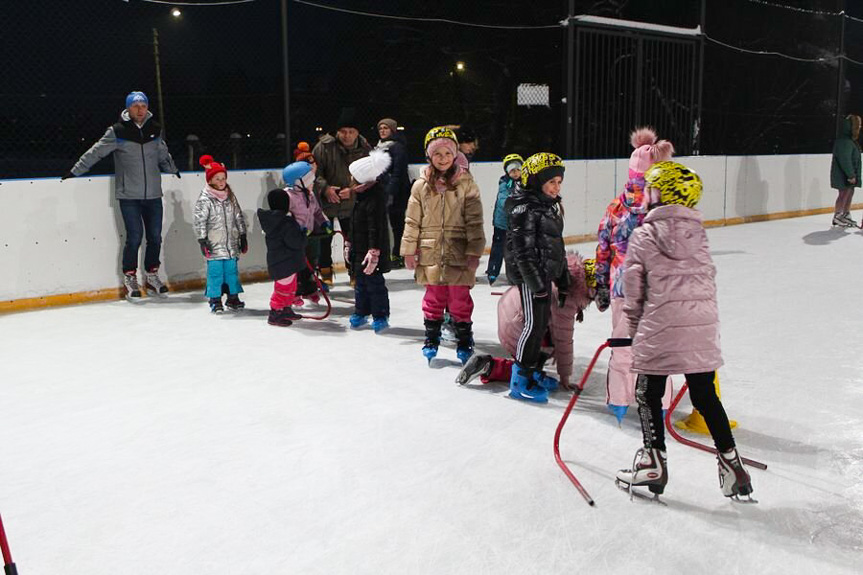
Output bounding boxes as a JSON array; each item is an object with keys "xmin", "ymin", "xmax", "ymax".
[
  {"xmin": 125, "ymin": 91, "xmax": 149, "ymax": 108},
  {"xmin": 282, "ymin": 161, "xmax": 313, "ymax": 186}
]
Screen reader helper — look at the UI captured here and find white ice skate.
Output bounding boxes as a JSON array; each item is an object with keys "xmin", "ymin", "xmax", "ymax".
[
  {"xmin": 717, "ymin": 448, "xmax": 757, "ymax": 503},
  {"xmin": 616, "ymin": 447, "xmax": 668, "ymax": 504},
  {"xmin": 123, "ymin": 273, "xmax": 142, "ymax": 301},
  {"xmin": 144, "ymin": 270, "xmax": 169, "ymax": 298}
]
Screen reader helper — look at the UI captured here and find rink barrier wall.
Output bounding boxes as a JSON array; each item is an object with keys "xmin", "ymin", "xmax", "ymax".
[{"xmin": 0, "ymin": 153, "xmax": 849, "ymax": 312}]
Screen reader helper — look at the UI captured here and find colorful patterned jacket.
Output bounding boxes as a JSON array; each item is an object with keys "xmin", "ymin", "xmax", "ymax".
[{"xmin": 595, "ymin": 177, "xmax": 649, "ymax": 298}]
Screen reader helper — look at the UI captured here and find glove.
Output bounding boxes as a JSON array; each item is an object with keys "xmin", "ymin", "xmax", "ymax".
[
  {"xmin": 175, "ymin": 171, "xmax": 182, "ymax": 179},
  {"xmin": 300, "ymin": 227, "xmax": 311, "ymax": 236},
  {"xmin": 576, "ymin": 309, "xmax": 584, "ymax": 323},
  {"xmin": 198, "ymin": 239, "xmax": 212, "ymax": 258},
  {"xmin": 343, "ymin": 240, "xmax": 352, "ymax": 264},
  {"xmin": 239, "ymin": 233, "xmax": 248, "ymax": 254},
  {"xmin": 61, "ymin": 171, "xmax": 75, "ymax": 181},
  {"xmin": 405, "ymin": 254, "xmax": 418, "ymax": 270},
  {"xmin": 557, "ymin": 290, "xmax": 568, "ymax": 309},
  {"xmin": 595, "ymin": 283, "xmax": 611, "ymax": 312},
  {"xmin": 362, "ymin": 249, "xmax": 381, "ymax": 275},
  {"xmin": 466, "ymin": 256, "xmax": 480, "ymax": 272},
  {"xmin": 322, "ymin": 220, "xmax": 334, "ymax": 236}
]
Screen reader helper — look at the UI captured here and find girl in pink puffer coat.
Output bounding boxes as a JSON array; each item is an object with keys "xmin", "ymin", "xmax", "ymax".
[
  {"xmin": 615, "ymin": 162, "xmax": 753, "ymax": 502},
  {"xmin": 455, "ymin": 252, "xmax": 595, "ymax": 390}
]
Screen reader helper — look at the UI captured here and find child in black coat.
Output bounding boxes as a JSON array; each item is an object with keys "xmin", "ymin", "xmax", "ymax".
[
  {"xmin": 257, "ymin": 189, "xmax": 308, "ymax": 327},
  {"xmin": 346, "ymin": 149, "xmax": 392, "ymax": 332}
]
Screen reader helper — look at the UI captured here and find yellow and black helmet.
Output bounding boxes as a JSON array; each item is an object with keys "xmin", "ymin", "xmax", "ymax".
[
  {"xmin": 424, "ymin": 126, "xmax": 459, "ymax": 150},
  {"xmin": 502, "ymin": 153, "xmax": 524, "ymax": 173},
  {"xmin": 644, "ymin": 161, "xmax": 703, "ymax": 208},
  {"xmin": 521, "ymin": 152, "xmax": 565, "ymax": 189},
  {"xmin": 582, "ymin": 258, "xmax": 597, "ymax": 289}
]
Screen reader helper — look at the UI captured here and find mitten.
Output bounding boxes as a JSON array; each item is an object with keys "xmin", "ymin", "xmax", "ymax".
[
  {"xmin": 239, "ymin": 233, "xmax": 248, "ymax": 254},
  {"xmin": 322, "ymin": 220, "xmax": 334, "ymax": 235},
  {"xmin": 595, "ymin": 283, "xmax": 611, "ymax": 312},
  {"xmin": 405, "ymin": 254, "xmax": 418, "ymax": 270},
  {"xmin": 362, "ymin": 249, "xmax": 380, "ymax": 275},
  {"xmin": 198, "ymin": 239, "xmax": 212, "ymax": 258},
  {"xmin": 466, "ymin": 256, "xmax": 480, "ymax": 271}
]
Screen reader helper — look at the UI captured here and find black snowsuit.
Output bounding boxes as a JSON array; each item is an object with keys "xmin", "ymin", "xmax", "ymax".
[
  {"xmin": 349, "ymin": 181, "xmax": 391, "ymax": 318},
  {"xmin": 257, "ymin": 209, "xmax": 308, "ymax": 281}
]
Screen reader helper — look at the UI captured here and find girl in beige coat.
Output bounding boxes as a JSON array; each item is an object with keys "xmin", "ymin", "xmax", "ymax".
[{"xmin": 401, "ymin": 127, "xmax": 485, "ymax": 365}]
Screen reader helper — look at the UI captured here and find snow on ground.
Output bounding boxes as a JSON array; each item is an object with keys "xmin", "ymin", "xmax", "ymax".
[{"xmin": 2, "ymin": 213, "xmax": 862, "ymax": 574}]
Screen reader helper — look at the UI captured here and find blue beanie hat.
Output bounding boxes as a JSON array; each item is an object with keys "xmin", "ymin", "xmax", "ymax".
[
  {"xmin": 125, "ymin": 91, "xmax": 149, "ymax": 108},
  {"xmin": 282, "ymin": 161, "xmax": 313, "ymax": 186}
]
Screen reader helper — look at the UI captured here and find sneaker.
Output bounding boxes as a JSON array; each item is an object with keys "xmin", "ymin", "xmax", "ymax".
[
  {"xmin": 209, "ymin": 297, "xmax": 224, "ymax": 314},
  {"xmin": 144, "ymin": 269, "xmax": 168, "ymax": 295},
  {"xmin": 717, "ymin": 448, "xmax": 753, "ymax": 498},
  {"xmin": 372, "ymin": 317, "xmax": 390, "ymax": 333},
  {"xmin": 508, "ymin": 366, "xmax": 549, "ymax": 403},
  {"xmin": 123, "ymin": 272, "xmax": 142, "ymax": 299},
  {"xmin": 349, "ymin": 313, "xmax": 369, "ymax": 329},
  {"xmin": 225, "ymin": 296, "xmax": 245, "ymax": 311},
  {"xmin": 267, "ymin": 308, "xmax": 293, "ymax": 327},
  {"xmin": 455, "ymin": 354, "xmax": 493, "ymax": 385},
  {"xmin": 616, "ymin": 447, "xmax": 668, "ymax": 495}
]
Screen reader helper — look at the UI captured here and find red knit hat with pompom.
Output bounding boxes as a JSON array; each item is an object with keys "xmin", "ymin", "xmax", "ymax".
[{"xmin": 205, "ymin": 162, "xmax": 227, "ymax": 183}]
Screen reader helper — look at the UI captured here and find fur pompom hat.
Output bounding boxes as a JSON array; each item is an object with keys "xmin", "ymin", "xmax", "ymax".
[
  {"xmin": 349, "ymin": 148, "xmax": 392, "ymax": 184},
  {"xmin": 629, "ymin": 127, "xmax": 674, "ymax": 179}
]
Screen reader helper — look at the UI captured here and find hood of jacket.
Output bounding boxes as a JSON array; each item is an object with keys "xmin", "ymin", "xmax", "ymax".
[
  {"xmin": 318, "ymin": 132, "xmax": 371, "ymax": 153},
  {"xmin": 620, "ymin": 176, "xmax": 649, "ymax": 212},
  {"xmin": 257, "ymin": 208, "xmax": 291, "ymax": 234},
  {"xmin": 120, "ymin": 109, "xmax": 154, "ymax": 126},
  {"xmin": 643, "ymin": 204, "xmax": 703, "ymax": 260}
]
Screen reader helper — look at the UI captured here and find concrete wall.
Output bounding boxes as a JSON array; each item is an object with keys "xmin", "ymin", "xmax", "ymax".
[{"xmin": 0, "ymin": 154, "xmax": 836, "ymax": 303}]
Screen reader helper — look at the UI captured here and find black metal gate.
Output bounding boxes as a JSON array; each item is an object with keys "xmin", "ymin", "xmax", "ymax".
[{"xmin": 568, "ymin": 16, "xmax": 703, "ymax": 159}]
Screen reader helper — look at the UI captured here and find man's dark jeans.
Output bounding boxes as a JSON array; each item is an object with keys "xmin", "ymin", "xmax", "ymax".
[{"xmin": 119, "ymin": 198, "xmax": 163, "ymax": 273}]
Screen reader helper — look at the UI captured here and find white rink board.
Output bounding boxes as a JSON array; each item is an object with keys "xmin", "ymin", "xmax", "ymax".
[{"xmin": 0, "ymin": 154, "xmax": 837, "ymax": 300}]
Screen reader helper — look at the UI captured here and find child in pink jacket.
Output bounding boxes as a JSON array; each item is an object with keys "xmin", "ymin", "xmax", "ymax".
[
  {"xmin": 615, "ymin": 161, "xmax": 754, "ymax": 502},
  {"xmin": 456, "ymin": 253, "xmax": 595, "ymax": 390}
]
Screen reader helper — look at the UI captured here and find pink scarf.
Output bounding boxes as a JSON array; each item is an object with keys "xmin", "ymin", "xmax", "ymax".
[
  {"xmin": 206, "ymin": 184, "xmax": 229, "ymax": 201},
  {"xmin": 424, "ymin": 164, "xmax": 465, "ymax": 193}
]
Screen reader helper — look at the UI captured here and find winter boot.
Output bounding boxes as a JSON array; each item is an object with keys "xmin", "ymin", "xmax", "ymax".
[
  {"xmin": 508, "ymin": 366, "xmax": 549, "ymax": 403},
  {"xmin": 453, "ymin": 321, "xmax": 475, "ymax": 365},
  {"xmin": 225, "ymin": 295, "xmax": 245, "ymax": 311},
  {"xmin": 123, "ymin": 272, "xmax": 142, "ymax": 299},
  {"xmin": 455, "ymin": 354, "xmax": 493, "ymax": 385},
  {"xmin": 319, "ymin": 266, "xmax": 334, "ymax": 286},
  {"xmin": 349, "ymin": 313, "xmax": 369, "ymax": 329},
  {"xmin": 209, "ymin": 297, "xmax": 224, "ymax": 314},
  {"xmin": 717, "ymin": 448, "xmax": 754, "ymax": 499},
  {"xmin": 616, "ymin": 447, "xmax": 668, "ymax": 495},
  {"xmin": 372, "ymin": 317, "xmax": 390, "ymax": 333},
  {"xmin": 423, "ymin": 318, "xmax": 443, "ymax": 362},
  {"xmin": 144, "ymin": 268, "xmax": 168, "ymax": 296},
  {"xmin": 267, "ymin": 308, "xmax": 293, "ymax": 327}
]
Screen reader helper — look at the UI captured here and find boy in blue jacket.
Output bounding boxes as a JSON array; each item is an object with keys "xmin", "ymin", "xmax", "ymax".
[{"xmin": 485, "ymin": 154, "xmax": 522, "ymax": 285}]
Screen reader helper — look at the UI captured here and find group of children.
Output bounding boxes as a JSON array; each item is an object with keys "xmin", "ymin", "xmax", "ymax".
[{"xmin": 192, "ymin": 124, "xmax": 754, "ymax": 502}]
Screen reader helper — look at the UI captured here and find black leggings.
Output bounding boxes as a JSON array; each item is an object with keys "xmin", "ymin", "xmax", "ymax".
[{"xmin": 636, "ymin": 371, "xmax": 735, "ymax": 452}]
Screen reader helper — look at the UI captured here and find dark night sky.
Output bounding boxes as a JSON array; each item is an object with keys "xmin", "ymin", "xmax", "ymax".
[{"xmin": 2, "ymin": 0, "xmax": 862, "ymax": 176}]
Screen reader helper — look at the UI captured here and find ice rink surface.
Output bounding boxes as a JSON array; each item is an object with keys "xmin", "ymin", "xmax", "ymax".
[{"xmin": 2, "ymin": 213, "xmax": 862, "ymax": 574}]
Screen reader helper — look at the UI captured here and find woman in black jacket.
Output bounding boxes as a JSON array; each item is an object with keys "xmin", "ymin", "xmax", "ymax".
[
  {"xmin": 504, "ymin": 152, "xmax": 570, "ymax": 403},
  {"xmin": 375, "ymin": 119, "xmax": 411, "ymax": 267}
]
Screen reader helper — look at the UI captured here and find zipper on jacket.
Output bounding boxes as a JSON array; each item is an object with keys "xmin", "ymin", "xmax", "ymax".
[{"xmin": 221, "ymin": 201, "xmax": 232, "ymax": 258}]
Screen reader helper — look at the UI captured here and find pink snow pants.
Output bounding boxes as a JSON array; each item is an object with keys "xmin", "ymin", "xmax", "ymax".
[
  {"xmin": 422, "ymin": 285, "xmax": 474, "ymax": 323},
  {"xmin": 608, "ymin": 298, "xmax": 673, "ymax": 408},
  {"xmin": 270, "ymin": 274, "xmax": 297, "ymax": 310}
]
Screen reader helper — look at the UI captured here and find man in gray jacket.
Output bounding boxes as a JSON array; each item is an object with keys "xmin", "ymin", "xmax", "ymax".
[{"xmin": 63, "ymin": 91, "xmax": 179, "ymax": 299}]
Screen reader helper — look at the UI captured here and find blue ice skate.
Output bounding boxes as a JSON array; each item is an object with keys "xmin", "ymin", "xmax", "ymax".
[
  {"xmin": 422, "ymin": 345, "xmax": 438, "ymax": 363},
  {"xmin": 509, "ymin": 367, "xmax": 548, "ymax": 403},
  {"xmin": 372, "ymin": 317, "xmax": 390, "ymax": 333},
  {"xmin": 608, "ymin": 404, "xmax": 628, "ymax": 424},
  {"xmin": 456, "ymin": 347, "xmax": 474, "ymax": 366},
  {"xmin": 532, "ymin": 371, "xmax": 559, "ymax": 392},
  {"xmin": 349, "ymin": 314, "xmax": 369, "ymax": 329}
]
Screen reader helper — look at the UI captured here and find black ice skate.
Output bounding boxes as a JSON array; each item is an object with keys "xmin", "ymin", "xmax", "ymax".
[
  {"xmin": 717, "ymin": 448, "xmax": 757, "ymax": 503},
  {"xmin": 225, "ymin": 295, "xmax": 245, "ymax": 311},
  {"xmin": 616, "ymin": 447, "xmax": 668, "ymax": 504},
  {"xmin": 455, "ymin": 354, "xmax": 493, "ymax": 385}
]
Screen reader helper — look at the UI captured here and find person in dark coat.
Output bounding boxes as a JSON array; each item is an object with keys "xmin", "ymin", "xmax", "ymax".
[
  {"xmin": 257, "ymin": 189, "xmax": 308, "ymax": 327},
  {"xmin": 346, "ymin": 149, "xmax": 393, "ymax": 333},
  {"xmin": 375, "ymin": 118, "xmax": 411, "ymax": 267},
  {"xmin": 504, "ymin": 152, "xmax": 570, "ymax": 403},
  {"xmin": 830, "ymin": 114, "xmax": 862, "ymax": 227}
]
